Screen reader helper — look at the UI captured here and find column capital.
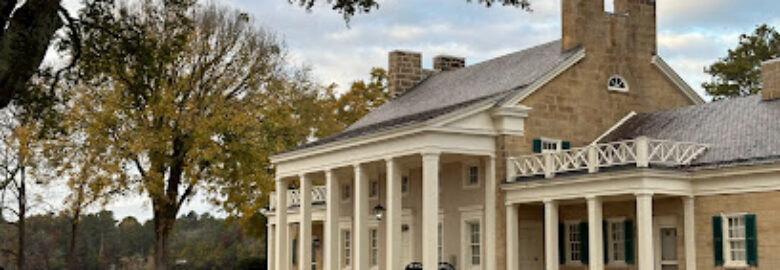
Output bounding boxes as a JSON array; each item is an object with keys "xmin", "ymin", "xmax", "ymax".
[
  {"xmin": 352, "ymin": 162, "xmax": 364, "ymax": 170},
  {"xmin": 585, "ymin": 195, "xmax": 600, "ymax": 201},
  {"xmin": 384, "ymin": 157, "xmax": 394, "ymax": 163},
  {"xmin": 634, "ymin": 191, "xmax": 654, "ymax": 197},
  {"xmin": 421, "ymin": 149, "xmax": 441, "ymax": 158},
  {"xmin": 543, "ymin": 198, "xmax": 557, "ymax": 205}
]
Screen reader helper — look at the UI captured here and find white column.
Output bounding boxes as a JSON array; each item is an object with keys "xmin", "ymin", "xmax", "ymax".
[
  {"xmin": 354, "ymin": 164, "xmax": 370, "ymax": 270},
  {"xmin": 268, "ymin": 225, "xmax": 275, "ymax": 270},
  {"xmin": 386, "ymin": 158, "xmax": 402, "ymax": 270},
  {"xmin": 299, "ymin": 174, "xmax": 312, "ymax": 270},
  {"xmin": 275, "ymin": 179, "xmax": 289, "ymax": 270},
  {"xmin": 485, "ymin": 155, "xmax": 497, "ymax": 270},
  {"xmin": 544, "ymin": 199, "xmax": 559, "ymax": 270},
  {"xmin": 324, "ymin": 170, "xmax": 340, "ymax": 270},
  {"xmin": 636, "ymin": 192, "xmax": 654, "ymax": 270},
  {"xmin": 587, "ymin": 196, "xmax": 604, "ymax": 270},
  {"xmin": 683, "ymin": 196, "xmax": 696, "ymax": 270},
  {"xmin": 422, "ymin": 151, "xmax": 441, "ymax": 270},
  {"xmin": 506, "ymin": 204, "xmax": 519, "ymax": 270}
]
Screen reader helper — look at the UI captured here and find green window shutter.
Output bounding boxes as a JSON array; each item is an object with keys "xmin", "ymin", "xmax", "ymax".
[
  {"xmin": 562, "ymin": 141, "xmax": 571, "ymax": 150},
  {"xmin": 292, "ymin": 238, "xmax": 297, "ymax": 264},
  {"xmin": 602, "ymin": 221, "xmax": 609, "ymax": 263},
  {"xmin": 559, "ymin": 223, "xmax": 565, "ymax": 264},
  {"xmin": 533, "ymin": 138, "xmax": 542, "ymax": 153},
  {"xmin": 713, "ymin": 216, "xmax": 724, "ymax": 266},
  {"xmin": 580, "ymin": 222, "xmax": 589, "ymax": 264},
  {"xmin": 624, "ymin": 220, "xmax": 634, "ymax": 264},
  {"xmin": 746, "ymin": 214, "xmax": 758, "ymax": 266}
]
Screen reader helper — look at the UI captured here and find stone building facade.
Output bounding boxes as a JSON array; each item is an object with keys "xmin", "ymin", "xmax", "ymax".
[{"xmin": 263, "ymin": 1, "xmax": 780, "ymax": 270}]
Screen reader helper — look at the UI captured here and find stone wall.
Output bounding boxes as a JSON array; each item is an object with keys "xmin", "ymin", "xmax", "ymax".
[
  {"xmin": 494, "ymin": 0, "xmax": 698, "ymax": 268},
  {"xmin": 695, "ymin": 192, "xmax": 780, "ymax": 270}
]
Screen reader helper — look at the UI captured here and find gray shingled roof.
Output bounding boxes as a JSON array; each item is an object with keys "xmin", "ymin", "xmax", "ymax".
[
  {"xmin": 601, "ymin": 96, "xmax": 780, "ymax": 169},
  {"xmin": 349, "ymin": 40, "xmax": 579, "ymax": 131},
  {"xmin": 281, "ymin": 40, "xmax": 582, "ymax": 154}
]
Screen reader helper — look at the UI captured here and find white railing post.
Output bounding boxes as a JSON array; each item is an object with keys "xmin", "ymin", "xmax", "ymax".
[
  {"xmin": 544, "ymin": 153, "xmax": 555, "ymax": 178},
  {"xmin": 636, "ymin": 136, "xmax": 649, "ymax": 168},
  {"xmin": 506, "ymin": 157, "xmax": 516, "ymax": 182},
  {"xmin": 588, "ymin": 145, "xmax": 599, "ymax": 173}
]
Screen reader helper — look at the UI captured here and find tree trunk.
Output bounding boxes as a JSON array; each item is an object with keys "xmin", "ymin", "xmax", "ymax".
[
  {"xmin": 16, "ymin": 166, "xmax": 25, "ymax": 270},
  {"xmin": 0, "ymin": 0, "xmax": 63, "ymax": 108},
  {"xmin": 151, "ymin": 140, "xmax": 188, "ymax": 270},
  {"xmin": 152, "ymin": 204, "xmax": 176, "ymax": 270},
  {"xmin": 67, "ymin": 214, "xmax": 79, "ymax": 270}
]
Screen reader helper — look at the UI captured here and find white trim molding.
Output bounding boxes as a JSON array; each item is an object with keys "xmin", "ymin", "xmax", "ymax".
[{"xmin": 651, "ymin": 56, "xmax": 705, "ymax": 105}]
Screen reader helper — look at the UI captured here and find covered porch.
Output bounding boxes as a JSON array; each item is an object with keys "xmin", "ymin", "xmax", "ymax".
[
  {"xmin": 267, "ymin": 127, "xmax": 500, "ymax": 270},
  {"xmin": 503, "ymin": 137, "xmax": 707, "ymax": 270}
]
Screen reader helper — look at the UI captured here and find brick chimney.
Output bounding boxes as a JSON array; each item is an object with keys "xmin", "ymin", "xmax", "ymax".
[
  {"xmin": 388, "ymin": 50, "xmax": 423, "ymax": 97},
  {"xmin": 433, "ymin": 55, "xmax": 465, "ymax": 72},
  {"xmin": 561, "ymin": 0, "xmax": 657, "ymax": 56},
  {"xmin": 762, "ymin": 58, "xmax": 780, "ymax": 101}
]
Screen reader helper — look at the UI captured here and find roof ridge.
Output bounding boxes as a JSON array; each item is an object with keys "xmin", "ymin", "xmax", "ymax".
[{"xmin": 388, "ymin": 39, "xmax": 563, "ymax": 102}]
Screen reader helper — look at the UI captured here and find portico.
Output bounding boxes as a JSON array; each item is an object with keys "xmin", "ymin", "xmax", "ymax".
[{"xmin": 267, "ymin": 122, "xmax": 501, "ymax": 270}]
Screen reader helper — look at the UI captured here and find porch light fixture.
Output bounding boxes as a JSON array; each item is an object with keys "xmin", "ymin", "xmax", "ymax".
[{"xmin": 373, "ymin": 204, "xmax": 385, "ymax": 221}]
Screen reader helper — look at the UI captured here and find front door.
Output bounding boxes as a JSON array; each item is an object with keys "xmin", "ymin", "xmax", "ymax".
[
  {"xmin": 659, "ymin": 228, "xmax": 678, "ymax": 270},
  {"xmin": 402, "ymin": 223, "xmax": 413, "ymax": 266},
  {"xmin": 518, "ymin": 220, "xmax": 543, "ymax": 270},
  {"xmin": 654, "ymin": 216, "xmax": 678, "ymax": 270}
]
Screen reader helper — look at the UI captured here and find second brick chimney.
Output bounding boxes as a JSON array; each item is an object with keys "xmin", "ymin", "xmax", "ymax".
[
  {"xmin": 433, "ymin": 55, "xmax": 465, "ymax": 72},
  {"xmin": 762, "ymin": 58, "xmax": 780, "ymax": 101}
]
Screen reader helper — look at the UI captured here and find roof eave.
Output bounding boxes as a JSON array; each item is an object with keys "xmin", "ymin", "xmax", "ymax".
[
  {"xmin": 269, "ymin": 97, "xmax": 500, "ymax": 164},
  {"xmin": 651, "ymin": 55, "xmax": 706, "ymax": 105}
]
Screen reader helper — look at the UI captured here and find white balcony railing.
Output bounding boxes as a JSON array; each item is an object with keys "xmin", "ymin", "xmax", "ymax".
[
  {"xmin": 506, "ymin": 137, "xmax": 709, "ymax": 180},
  {"xmin": 269, "ymin": 186, "xmax": 327, "ymax": 210}
]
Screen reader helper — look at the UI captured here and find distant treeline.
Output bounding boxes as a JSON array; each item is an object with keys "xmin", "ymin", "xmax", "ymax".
[{"xmin": 0, "ymin": 211, "xmax": 267, "ymax": 270}]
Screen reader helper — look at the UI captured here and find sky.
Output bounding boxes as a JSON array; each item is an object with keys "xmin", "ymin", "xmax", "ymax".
[{"xmin": 25, "ymin": 0, "xmax": 780, "ymax": 222}]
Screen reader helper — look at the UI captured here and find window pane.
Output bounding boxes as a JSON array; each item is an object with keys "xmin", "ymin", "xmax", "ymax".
[
  {"xmin": 469, "ymin": 166, "xmax": 479, "ymax": 184},
  {"xmin": 568, "ymin": 224, "xmax": 580, "ymax": 261}
]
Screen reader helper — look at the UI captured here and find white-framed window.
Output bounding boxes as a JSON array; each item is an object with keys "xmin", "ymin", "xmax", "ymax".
[
  {"xmin": 341, "ymin": 183, "xmax": 351, "ymax": 203},
  {"xmin": 462, "ymin": 161, "xmax": 480, "ymax": 189},
  {"xmin": 541, "ymin": 138, "xmax": 562, "ymax": 153},
  {"xmin": 369, "ymin": 179, "xmax": 379, "ymax": 199},
  {"xmin": 565, "ymin": 222, "xmax": 582, "ymax": 264},
  {"xmin": 607, "ymin": 218, "xmax": 626, "ymax": 263},
  {"xmin": 460, "ymin": 208, "xmax": 483, "ymax": 270},
  {"xmin": 370, "ymin": 228, "xmax": 379, "ymax": 267},
  {"xmin": 468, "ymin": 222, "xmax": 481, "ymax": 266},
  {"xmin": 401, "ymin": 175, "xmax": 410, "ymax": 196},
  {"xmin": 342, "ymin": 229, "xmax": 352, "ymax": 268},
  {"xmin": 607, "ymin": 75, "xmax": 629, "ymax": 92},
  {"xmin": 724, "ymin": 214, "xmax": 747, "ymax": 265}
]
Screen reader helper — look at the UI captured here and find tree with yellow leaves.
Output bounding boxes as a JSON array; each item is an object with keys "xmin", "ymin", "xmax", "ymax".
[{"xmin": 58, "ymin": 1, "xmax": 325, "ymax": 268}]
